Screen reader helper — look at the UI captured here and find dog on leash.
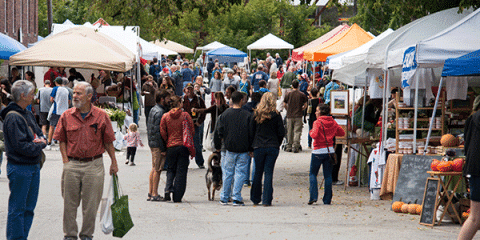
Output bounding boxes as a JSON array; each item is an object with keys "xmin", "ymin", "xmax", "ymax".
[{"xmin": 206, "ymin": 152, "xmax": 222, "ymax": 201}]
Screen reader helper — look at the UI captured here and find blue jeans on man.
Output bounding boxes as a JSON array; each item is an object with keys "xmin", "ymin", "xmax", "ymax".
[
  {"xmin": 220, "ymin": 151, "xmax": 249, "ymax": 203},
  {"xmin": 309, "ymin": 153, "xmax": 333, "ymax": 204},
  {"xmin": 7, "ymin": 162, "xmax": 41, "ymax": 240},
  {"xmin": 250, "ymin": 148, "xmax": 279, "ymax": 205},
  {"xmin": 193, "ymin": 125, "xmax": 205, "ymax": 167}
]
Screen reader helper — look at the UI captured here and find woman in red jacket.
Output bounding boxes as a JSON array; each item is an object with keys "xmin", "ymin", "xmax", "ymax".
[
  {"xmin": 308, "ymin": 103, "xmax": 345, "ymax": 205},
  {"xmin": 160, "ymin": 96, "xmax": 195, "ymax": 202}
]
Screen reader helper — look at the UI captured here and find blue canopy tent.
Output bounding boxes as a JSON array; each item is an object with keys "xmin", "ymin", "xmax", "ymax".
[
  {"xmin": 206, "ymin": 46, "xmax": 247, "ymax": 66},
  {"xmin": 0, "ymin": 32, "xmax": 26, "ymax": 60},
  {"xmin": 442, "ymin": 49, "xmax": 480, "ymax": 76}
]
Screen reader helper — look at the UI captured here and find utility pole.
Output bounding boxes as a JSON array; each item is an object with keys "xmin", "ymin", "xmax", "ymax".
[{"xmin": 47, "ymin": 0, "xmax": 53, "ymax": 34}]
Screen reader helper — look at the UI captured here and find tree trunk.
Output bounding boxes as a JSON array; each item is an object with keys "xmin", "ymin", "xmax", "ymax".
[{"xmin": 47, "ymin": 0, "xmax": 53, "ymax": 34}]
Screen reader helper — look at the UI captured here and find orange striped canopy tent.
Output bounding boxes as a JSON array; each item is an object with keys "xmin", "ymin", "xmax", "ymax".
[{"xmin": 303, "ymin": 23, "xmax": 374, "ymax": 62}]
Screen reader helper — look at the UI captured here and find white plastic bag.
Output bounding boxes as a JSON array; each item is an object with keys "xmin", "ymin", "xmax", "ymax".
[
  {"xmin": 100, "ymin": 176, "xmax": 114, "ymax": 234},
  {"xmin": 113, "ymin": 131, "xmax": 125, "ymax": 151}
]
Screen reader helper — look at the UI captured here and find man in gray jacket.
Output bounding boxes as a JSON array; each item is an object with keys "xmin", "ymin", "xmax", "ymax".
[{"xmin": 146, "ymin": 89, "xmax": 171, "ymax": 201}]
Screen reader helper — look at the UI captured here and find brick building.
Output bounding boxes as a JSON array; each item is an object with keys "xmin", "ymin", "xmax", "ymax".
[{"xmin": 0, "ymin": 0, "xmax": 39, "ymax": 47}]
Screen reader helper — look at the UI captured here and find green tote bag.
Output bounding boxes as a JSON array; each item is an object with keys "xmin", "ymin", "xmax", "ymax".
[{"xmin": 111, "ymin": 174, "xmax": 134, "ymax": 238}]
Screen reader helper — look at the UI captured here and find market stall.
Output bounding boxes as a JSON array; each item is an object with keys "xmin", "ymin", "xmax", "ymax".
[
  {"xmin": 152, "ymin": 39, "xmax": 194, "ymax": 54},
  {"xmin": 206, "ymin": 46, "xmax": 247, "ymax": 66},
  {"xmin": 0, "ymin": 32, "xmax": 26, "ymax": 60}
]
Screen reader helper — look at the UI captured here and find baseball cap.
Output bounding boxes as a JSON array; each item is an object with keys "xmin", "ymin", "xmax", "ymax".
[
  {"xmin": 55, "ymin": 77, "xmax": 63, "ymax": 84},
  {"xmin": 185, "ymin": 83, "xmax": 194, "ymax": 89}
]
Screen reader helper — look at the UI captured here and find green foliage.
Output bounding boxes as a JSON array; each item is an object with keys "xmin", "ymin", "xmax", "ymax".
[{"xmin": 344, "ymin": 0, "xmax": 478, "ymax": 35}]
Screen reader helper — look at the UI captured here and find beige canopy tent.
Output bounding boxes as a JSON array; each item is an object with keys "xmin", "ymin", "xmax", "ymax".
[
  {"xmin": 152, "ymin": 39, "xmax": 194, "ymax": 54},
  {"xmin": 10, "ymin": 27, "xmax": 135, "ymax": 72}
]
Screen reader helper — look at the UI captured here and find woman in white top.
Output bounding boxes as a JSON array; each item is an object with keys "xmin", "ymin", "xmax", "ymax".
[{"xmin": 266, "ymin": 71, "xmax": 279, "ymax": 98}]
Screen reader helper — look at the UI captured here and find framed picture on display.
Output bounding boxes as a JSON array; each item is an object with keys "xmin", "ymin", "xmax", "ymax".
[{"xmin": 330, "ymin": 90, "xmax": 349, "ymax": 116}]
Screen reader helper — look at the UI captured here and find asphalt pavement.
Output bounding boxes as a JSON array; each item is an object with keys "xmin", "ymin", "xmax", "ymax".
[{"xmin": 0, "ymin": 107, "xmax": 470, "ymax": 240}]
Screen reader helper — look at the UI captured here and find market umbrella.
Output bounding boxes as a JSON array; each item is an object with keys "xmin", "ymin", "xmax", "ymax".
[{"xmin": 0, "ymin": 32, "xmax": 26, "ymax": 60}]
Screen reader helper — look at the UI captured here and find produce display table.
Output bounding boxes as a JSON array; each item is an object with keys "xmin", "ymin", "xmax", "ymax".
[
  {"xmin": 337, "ymin": 137, "xmax": 376, "ymax": 190},
  {"xmin": 380, "ymin": 153, "xmax": 403, "ymax": 200},
  {"xmin": 426, "ymin": 171, "xmax": 463, "ymax": 225}
]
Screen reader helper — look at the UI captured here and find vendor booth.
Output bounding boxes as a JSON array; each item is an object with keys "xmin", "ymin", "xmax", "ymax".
[
  {"xmin": 206, "ymin": 46, "xmax": 247, "ymax": 66},
  {"xmin": 152, "ymin": 39, "xmax": 194, "ymax": 54}
]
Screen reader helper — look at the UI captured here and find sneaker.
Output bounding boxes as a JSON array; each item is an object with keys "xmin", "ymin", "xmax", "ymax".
[
  {"xmin": 233, "ymin": 200, "xmax": 245, "ymax": 206},
  {"xmin": 44, "ymin": 145, "xmax": 51, "ymax": 150},
  {"xmin": 219, "ymin": 200, "xmax": 228, "ymax": 205},
  {"xmin": 125, "ymin": 160, "xmax": 129, "ymax": 165},
  {"xmin": 333, "ymin": 180, "xmax": 344, "ymax": 185},
  {"xmin": 129, "ymin": 162, "xmax": 136, "ymax": 166},
  {"xmin": 198, "ymin": 165, "xmax": 205, "ymax": 169}
]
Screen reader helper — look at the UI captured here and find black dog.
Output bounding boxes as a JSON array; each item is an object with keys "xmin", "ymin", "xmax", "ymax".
[{"xmin": 206, "ymin": 152, "xmax": 222, "ymax": 201}]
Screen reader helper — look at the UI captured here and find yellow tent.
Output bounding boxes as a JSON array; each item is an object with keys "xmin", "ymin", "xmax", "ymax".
[{"xmin": 303, "ymin": 24, "xmax": 373, "ymax": 62}]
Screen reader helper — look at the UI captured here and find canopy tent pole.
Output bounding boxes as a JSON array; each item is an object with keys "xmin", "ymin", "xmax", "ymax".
[
  {"xmin": 413, "ymin": 70, "xmax": 420, "ymax": 153},
  {"xmin": 424, "ymin": 77, "xmax": 444, "ymax": 154}
]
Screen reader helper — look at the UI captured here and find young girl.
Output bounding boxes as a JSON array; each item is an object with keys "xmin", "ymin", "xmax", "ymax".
[{"xmin": 124, "ymin": 123, "xmax": 144, "ymax": 166}]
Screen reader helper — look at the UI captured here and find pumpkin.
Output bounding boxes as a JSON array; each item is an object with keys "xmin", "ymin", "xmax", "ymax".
[
  {"xmin": 437, "ymin": 161, "xmax": 453, "ymax": 172},
  {"xmin": 431, "ymin": 159, "xmax": 441, "ymax": 171},
  {"xmin": 452, "ymin": 158, "xmax": 464, "ymax": 172},
  {"xmin": 416, "ymin": 204, "xmax": 422, "ymax": 215},
  {"xmin": 462, "ymin": 211, "xmax": 469, "ymax": 219},
  {"xmin": 401, "ymin": 204, "xmax": 410, "ymax": 213},
  {"xmin": 441, "ymin": 134, "xmax": 459, "ymax": 147},
  {"xmin": 408, "ymin": 204, "xmax": 418, "ymax": 214},
  {"xmin": 392, "ymin": 201, "xmax": 404, "ymax": 213}
]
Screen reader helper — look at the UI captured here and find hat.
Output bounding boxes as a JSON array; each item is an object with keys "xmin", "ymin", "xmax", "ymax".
[
  {"xmin": 182, "ymin": 62, "xmax": 189, "ymax": 66},
  {"xmin": 473, "ymin": 95, "xmax": 480, "ymax": 112},
  {"xmin": 185, "ymin": 83, "xmax": 194, "ymax": 89},
  {"xmin": 226, "ymin": 69, "xmax": 234, "ymax": 74},
  {"xmin": 55, "ymin": 77, "xmax": 63, "ymax": 84}
]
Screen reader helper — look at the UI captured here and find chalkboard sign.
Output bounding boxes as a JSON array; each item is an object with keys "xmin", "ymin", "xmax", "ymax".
[
  {"xmin": 392, "ymin": 155, "xmax": 440, "ymax": 205},
  {"xmin": 420, "ymin": 178, "xmax": 440, "ymax": 226}
]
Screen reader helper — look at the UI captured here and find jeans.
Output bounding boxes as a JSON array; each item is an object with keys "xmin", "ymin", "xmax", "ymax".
[
  {"xmin": 0, "ymin": 152, "xmax": 3, "ymax": 175},
  {"xmin": 245, "ymin": 157, "xmax": 255, "ymax": 185},
  {"xmin": 165, "ymin": 146, "xmax": 190, "ymax": 202},
  {"xmin": 309, "ymin": 153, "xmax": 333, "ymax": 204},
  {"xmin": 251, "ymin": 148, "xmax": 279, "ymax": 205},
  {"xmin": 194, "ymin": 125, "xmax": 205, "ymax": 167},
  {"xmin": 7, "ymin": 162, "xmax": 40, "ymax": 240},
  {"xmin": 308, "ymin": 121, "xmax": 313, "ymax": 148},
  {"xmin": 221, "ymin": 151, "xmax": 249, "ymax": 202},
  {"xmin": 133, "ymin": 109, "xmax": 139, "ymax": 126}
]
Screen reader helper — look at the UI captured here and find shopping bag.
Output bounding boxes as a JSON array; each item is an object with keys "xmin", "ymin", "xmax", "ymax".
[
  {"xmin": 100, "ymin": 176, "xmax": 114, "ymax": 234},
  {"xmin": 111, "ymin": 174, "xmax": 134, "ymax": 238},
  {"xmin": 203, "ymin": 122, "xmax": 215, "ymax": 152},
  {"xmin": 113, "ymin": 131, "xmax": 125, "ymax": 151}
]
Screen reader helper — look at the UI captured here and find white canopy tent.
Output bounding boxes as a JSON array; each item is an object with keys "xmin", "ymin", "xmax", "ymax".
[
  {"xmin": 247, "ymin": 33, "xmax": 294, "ymax": 62},
  {"xmin": 416, "ymin": 8, "xmax": 480, "ymax": 68},
  {"xmin": 247, "ymin": 33, "xmax": 294, "ymax": 50},
  {"xmin": 9, "ymin": 27, "xmax": 135, "ymax": 72},
  {"xmin": 384, "ymin": 7, "xmax": 473, "ymax": 69},
  {"xmin": 196, "ymin": 41, "xmax": 227, "ymax": 52},
  {"xmin": 152, "ymin": 39, "xmax": 194, "ymax": 54},
  {"xmin": 51, "ymin": 23, "xmax": 178, "ymax": 59}
]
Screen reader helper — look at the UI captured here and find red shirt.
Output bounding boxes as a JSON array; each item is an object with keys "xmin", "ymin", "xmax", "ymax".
[
  {"xmin": 44, "ymin": 68, "xmax": 59, "ymax": 83},
  {"xmin": 53, "ymin": 104, "xmax": 116, "ymax": 158},
  {"xmin": 310, "ymin": 116, "xmax": 345, "ymax": 150}
]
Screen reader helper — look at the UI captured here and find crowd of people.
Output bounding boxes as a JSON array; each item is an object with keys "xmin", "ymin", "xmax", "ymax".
[{"xmin": 0, "ymin": 53, "xmax": 377, "ymax": 240}]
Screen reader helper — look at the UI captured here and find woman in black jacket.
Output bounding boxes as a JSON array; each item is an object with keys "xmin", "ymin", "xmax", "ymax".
[
  {"xmin": 250, "ymin": 92, "xmax": 285, "ymax": 206},
  {"xmin": 458, "ymin": 96, "xmax": 480, "ymax": 240}
]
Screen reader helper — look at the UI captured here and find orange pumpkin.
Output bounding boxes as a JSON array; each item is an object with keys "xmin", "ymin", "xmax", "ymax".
[
  {"xmin": 416, "ymin": 204, "xmax": 422, "ymax": 215},
  {"xmin": 462, "ymin": 211, "xmax": 469, "ymax": 219},
  {"xmin": 437, "ymin": 161, "xmax": 453, "ymax": 172},
  {"xmin": 431, "ymin": 159, "xmax": 441, "ymax": 171},
  {"xmin": 452, "ymin": 158, "xmax": 464, "ymax": 172},
  {"xmin": 441, "ymin": 134, "xmax": 459, "ymax": 147},
  {"xmin": 401, "ymin": 204, "xmax": 410, "ymax": 213},
  {"xmin": 392, "ymin": 201, "xmax": 404, "ymax": 213},
  {"xmin": 408, "ymin": 204, "xmax": 418, "ymax": 214}
]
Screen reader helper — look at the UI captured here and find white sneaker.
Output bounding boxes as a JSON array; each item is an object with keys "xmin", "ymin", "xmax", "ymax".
[{"xmin": 44, "ymin": 145, "xmax": 51, "ymax": 150}]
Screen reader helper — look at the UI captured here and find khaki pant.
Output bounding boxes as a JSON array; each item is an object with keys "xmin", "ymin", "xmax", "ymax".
[
  {"xmin": 277, "ymin": 88, "xmax": 292, "ymax": 112},
  {"xmin": 62, "ymin": 157, "xmax": 105, "ymax": 238},
  {"xmin": 286, "ymin": 117, "xmax": 303, "ymax": 150},
  {"xmin": 151, "ymin": 147, "xmax": 166, "ymax": 172}
]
